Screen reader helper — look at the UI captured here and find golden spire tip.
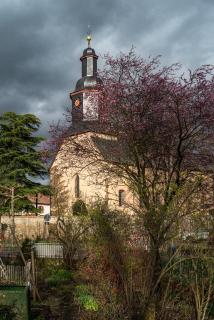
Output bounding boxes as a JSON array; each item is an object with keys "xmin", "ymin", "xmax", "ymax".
[{"xmin": 86, "ymin": 25, "xmax": 92, "ymax": 47}]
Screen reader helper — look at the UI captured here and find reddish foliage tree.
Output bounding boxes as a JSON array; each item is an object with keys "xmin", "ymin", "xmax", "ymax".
[
  {"xmin": 96, "ymin": 51, "xmax": 214, "ymax": 316},
  {"xmin": 47, "ymin": 50, "xmax": 214, "ymax": 318}
]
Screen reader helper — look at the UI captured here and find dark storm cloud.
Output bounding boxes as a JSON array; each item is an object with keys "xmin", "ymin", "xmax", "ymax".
[{"xmin": 0, "ymin": 0, "xmax": 213, "ymax": 136}]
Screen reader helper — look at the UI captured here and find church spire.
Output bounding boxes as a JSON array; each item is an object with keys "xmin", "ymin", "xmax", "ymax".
[
  {"xmin": 86, "ymin": 27, "xmax": 92, "ymax": 48},
  {"xmin": 70, "ymin": 34, "xmax": 102, "ymax": 126},
  {"xmin": 80, "ymin": 31, "xmax": 98, "ymax": 78}
]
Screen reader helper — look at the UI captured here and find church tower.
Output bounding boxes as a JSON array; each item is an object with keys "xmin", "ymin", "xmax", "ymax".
[{"xmin": 70, "ymin": 34, "xmax": 102, "ymax": 131}]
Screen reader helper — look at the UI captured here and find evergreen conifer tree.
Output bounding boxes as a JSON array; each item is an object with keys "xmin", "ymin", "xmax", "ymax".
[{"xmin": 0, "ymin": 112, "xmax": 48, "ymax": 215}]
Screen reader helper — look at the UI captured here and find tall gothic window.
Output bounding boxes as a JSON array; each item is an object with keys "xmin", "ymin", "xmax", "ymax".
[
  {"xmin": 118, "ymin": 190, "xmax": 125, "ymax": 206},
  {"xmin": 75, "ymin": 174, "xmax": 80, "ymax": 198}
]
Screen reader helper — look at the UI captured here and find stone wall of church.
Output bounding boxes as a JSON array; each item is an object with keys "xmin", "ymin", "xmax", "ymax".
[
  {"xmin": 51, "ymin": 162, "xmax": 135, "ymax": 215},
  {"xmin": 50, "ymin": 133, "xmax": 136, "ymax": 215}
]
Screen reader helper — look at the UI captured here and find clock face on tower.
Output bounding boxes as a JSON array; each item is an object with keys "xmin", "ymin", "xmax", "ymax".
[{"xmin": 74, "ymin": 98, "xmax": 81, "ymax": 107}]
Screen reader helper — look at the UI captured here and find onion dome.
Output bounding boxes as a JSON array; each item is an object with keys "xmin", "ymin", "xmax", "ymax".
[{"xmin": 74, "ymin": 33, "xmax": 102, "ymax": 91}]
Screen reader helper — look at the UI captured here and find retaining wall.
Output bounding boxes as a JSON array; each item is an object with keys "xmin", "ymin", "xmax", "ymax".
[{"xmin": 1, "ymin": 216, "xmax": 57, "ymax": 240}]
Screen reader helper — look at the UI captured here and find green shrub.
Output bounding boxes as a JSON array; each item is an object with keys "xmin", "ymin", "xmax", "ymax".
[
  {"xmin": 75, "ymin": 284, "xmax": 99, "ymax": 312},
  {"xmin": 34, "ymin": 316, "xmax": 46, "ymax": 320},
  {"xmin": 0, "ymin": 305, "xmax": 17, "ymax": 320},
  {"xmin": 46, "ymin": 268, "xmax": 73, "ymax": 286},
  {"xmin": 72, "ymin": 200, "xmax": 88, "ymax": 216}
]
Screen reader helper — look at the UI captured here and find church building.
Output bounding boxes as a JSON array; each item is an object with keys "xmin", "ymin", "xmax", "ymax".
[{"xmin": 50, "ymin": 36, "xmax": 136, "ymax": 216}]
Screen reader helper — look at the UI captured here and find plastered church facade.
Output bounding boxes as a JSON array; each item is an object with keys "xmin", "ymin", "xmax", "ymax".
[{"xmin": 50, "ymin": 38, "xmax": 135, "ymax": 215}]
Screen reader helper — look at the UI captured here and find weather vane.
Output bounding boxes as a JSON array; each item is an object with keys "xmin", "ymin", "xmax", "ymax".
[{"xmin": 86, "ymin": 25, "xmax": 92, "ymax": 48}]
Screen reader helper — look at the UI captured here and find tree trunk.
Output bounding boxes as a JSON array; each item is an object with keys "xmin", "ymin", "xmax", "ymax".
[
  {"xmin": 143, "ymin": 244, "xmax": 162, "ymax": 320},
  {"xmin": 10, "ymin": 187, "xmax": 16, "ymax": 241}
]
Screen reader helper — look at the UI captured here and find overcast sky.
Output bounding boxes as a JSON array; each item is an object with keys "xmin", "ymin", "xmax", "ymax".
[{"xmin": 0, "ymin": 0, "xmax": 213, "ymax": 136}]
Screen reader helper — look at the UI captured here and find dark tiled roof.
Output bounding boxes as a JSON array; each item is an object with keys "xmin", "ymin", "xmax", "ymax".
[
  {"xmin": 75, "ymin": 76, "xmax": 102, "ymax": 91},
  {"xmin": 91, "ymin": 135, "xmax": 130, "ymax": 163}
]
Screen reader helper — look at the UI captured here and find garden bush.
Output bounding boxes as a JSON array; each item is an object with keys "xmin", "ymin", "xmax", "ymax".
[
  {"xmin": 72, "ymin": 200, "xmax": 87, "ymax": 216},
  {"xmin": 46, "ymin": 268, "xmax": 73, "ymax": 286}
]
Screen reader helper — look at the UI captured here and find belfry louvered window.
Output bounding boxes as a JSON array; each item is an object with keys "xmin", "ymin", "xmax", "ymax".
[
  {"xmin": 118, "ymin": 190, "xmax": 125, "ymax": 206},
  {"xmin": 75, "ymin": 174, "xmax": 80, "ymax": 198}
]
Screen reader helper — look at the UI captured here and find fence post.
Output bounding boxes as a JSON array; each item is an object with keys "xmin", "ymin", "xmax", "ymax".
[{"xmin": 31, "ymin": 249, "xmax": 36, "ymax": 301}]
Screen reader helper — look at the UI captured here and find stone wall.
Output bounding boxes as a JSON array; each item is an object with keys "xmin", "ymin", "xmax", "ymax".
[{"xmin": 1, "ymin": 215, "xmax": 57, "ymax": 240}]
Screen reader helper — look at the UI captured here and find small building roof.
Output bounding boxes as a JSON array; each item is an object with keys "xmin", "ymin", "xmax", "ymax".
[{"xmin": 29, "ymin": 194, "xmax": 50, "ymax": 206}]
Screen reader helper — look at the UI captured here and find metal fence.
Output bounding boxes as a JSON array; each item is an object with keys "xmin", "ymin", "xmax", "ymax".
[
  {"xmin": 0, "ymin": 246, "xmax": 20, "ymax": 258},
  {"xmin": 33, "ymin": 242, "xmax": 63, "ymax": 259},
  {"xmin": 0, "ymin": 265, "xmax": 27, "ymax": 285}
]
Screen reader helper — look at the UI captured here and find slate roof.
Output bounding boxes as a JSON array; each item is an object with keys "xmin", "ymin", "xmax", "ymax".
[{"xmin": 91, "ymin": 135, "xmax": 130, "ymax": 163}]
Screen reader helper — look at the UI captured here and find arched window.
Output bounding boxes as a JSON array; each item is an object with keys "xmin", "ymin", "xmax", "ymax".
[
  {"xmin": 118, "ymin": 190, "xmax": 125, "ymax": 206},
  {"xmin": 75, "ymin": 174, "xmax": 80, "ymax": 198}
]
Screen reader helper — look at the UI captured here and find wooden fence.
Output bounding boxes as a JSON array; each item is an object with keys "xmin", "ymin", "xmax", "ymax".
[{"xmin": 0, "ymin": 265, "xmax": 28, "ymax": 285}]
